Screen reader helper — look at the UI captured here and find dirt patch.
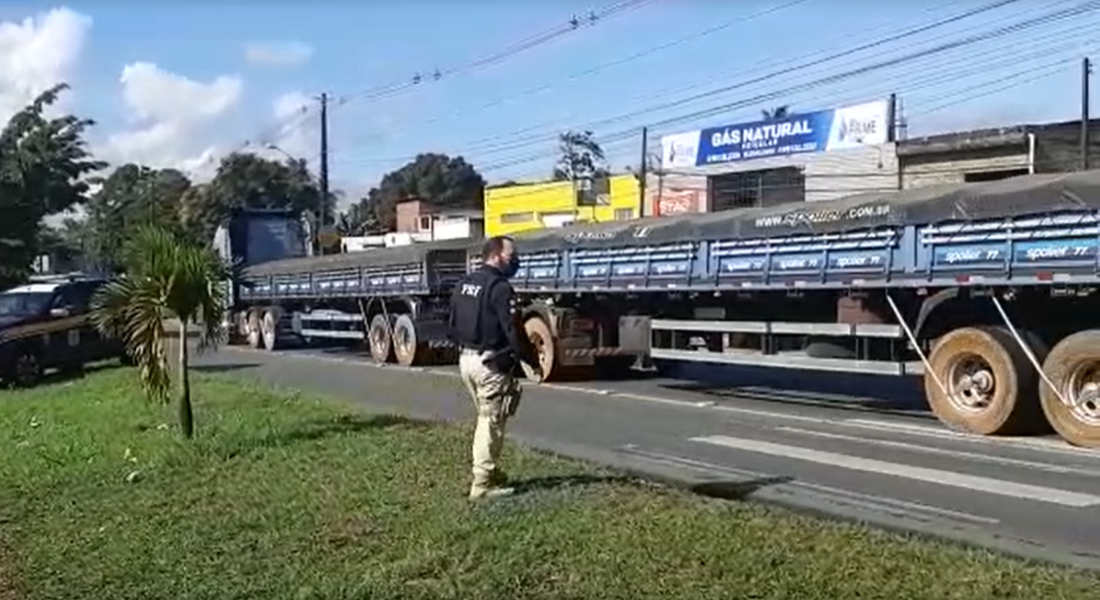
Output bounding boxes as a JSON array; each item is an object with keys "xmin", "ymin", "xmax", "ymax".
[{"xmin": 0, "ymin": 540, "xmax": 24, "ymax": 600}]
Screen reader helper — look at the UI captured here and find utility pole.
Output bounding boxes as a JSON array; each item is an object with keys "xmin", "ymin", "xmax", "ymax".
[
  {"xmin": 887, "ymin": 93, "xmax": 898, "ymax": 143},
  {"xmin": 319, "ymin": 92, "xmax": 330, "ymax": 225},
  {"xmin": 638, "ymin": 126, "xmax": 648, "ymax": 218},
  {"xmin": 1082, "ymin": 57, "xmax": 1092, "ymax": 171},
  {"xmin": 316, "ymin": 92, "xmax": 330, "ymax": 255}
]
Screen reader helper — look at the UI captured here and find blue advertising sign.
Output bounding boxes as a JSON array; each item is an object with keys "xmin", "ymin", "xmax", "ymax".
[{"xmin": 661, "ymin": 100, "xmax": 889, "ymax": 169}]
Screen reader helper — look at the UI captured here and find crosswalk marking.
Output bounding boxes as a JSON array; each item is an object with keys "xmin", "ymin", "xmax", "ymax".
[
  {"xmin": 690, "ymin": 435, "xmax": 1100, "ymax": 508},
  {"xmin": 776, "ymin": 426, "xmax": 1100, "ymax": 477},
  {"xmin": 838, "ymin": 418, "xmax": 1100, "ymax": 456}
]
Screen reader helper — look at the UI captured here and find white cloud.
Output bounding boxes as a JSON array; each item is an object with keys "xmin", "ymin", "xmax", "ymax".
[
  {"xmin": 119, "ymin": 62, "xmax": 240, "ymax": 123},
  {"xmin": 0, "ymin": 7, "xmax": 92, "ymax": 228},
  {"xmin": 0, "ymin": 7, "xmax": 91, "ymax": 124},
  {"xmin": 243, "ymin": 41, "xmax": 313, "ymax": 68},
  {"xmin": 101, "ymin": 62, "xmax": 243, "ymax": 180}
]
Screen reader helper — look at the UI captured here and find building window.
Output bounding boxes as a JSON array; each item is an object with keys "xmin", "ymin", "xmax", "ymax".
[
  {"xmin": 614, "ymin": 208, "xmax": 634, "ymax": 220},
  {"xmin": 708, "ymin": 166, "xmax": 806, "ymax": 211},
  {"xmin": 418, "ymin": 216, "xmax": 432, "ymax": 231},
  {"xmin": 575, "ymin": 175, "xmax": 611, "ymax": 206},
  {"xmin": 538, "ymin": 211, "xmax": 576, "ymax": 228},
  {"xmin": 500, "ymin": 211, "xmax": 533, "ymax": 224}
]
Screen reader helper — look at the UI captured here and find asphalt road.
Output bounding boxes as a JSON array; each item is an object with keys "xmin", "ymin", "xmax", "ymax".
[{"xmin": 193, "ymin": 344, "xmax": 1100, "ymax": 570}]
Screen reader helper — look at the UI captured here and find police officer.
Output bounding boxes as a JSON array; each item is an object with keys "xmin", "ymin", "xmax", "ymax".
[{"xmin": 448, "ymin": 235, "xmax": 541, "ymax": 500}]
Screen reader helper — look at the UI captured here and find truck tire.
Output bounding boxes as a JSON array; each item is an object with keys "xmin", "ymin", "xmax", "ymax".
[
  {"xmin": 392, "ymin": 314, "xmax": 428, "ymax": 367},
  {"xmin": 261, "ymin": 310, "xmax": 279, "ymax": 351},
  {"xmin": 368, "ymin": 314, "xmax": 393, "ymax": 364},
  {"xmin": 524, "ymin": 316, "xmax": 557, "ymax": 382},
  {"xmin": 1039, "ymin": 330, "xmax": 1100, "ymax": 448},
  {"xmin": 924, "ymin": 325, "xmax": 1044, "ymax": 436},
  {"xmin": 246, "ymin": 311, "xmax": 262, "ymax": 349}
]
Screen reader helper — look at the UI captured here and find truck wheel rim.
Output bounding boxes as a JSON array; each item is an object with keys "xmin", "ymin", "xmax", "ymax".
[
  {"xmin": 530, "ymin": 331, "xmax": 548, "ymax": 367},
  {"xmin": 370, "ymin": 324, "xmax": 387, "ymax": 351},
  {"xmin": 1066, "ymin": 361, "xmax": 1100, "ymax": 426},
  {"xmin": 394, "ymin": 323, "xmax": 413, "ymax": 355},
  {"xmin": 945, "ymin": 353, "xmax": 996, "ymax": 413},
  {"xmin": 15, "ymin": 354, "xmax": 39, "ymax": 384}
]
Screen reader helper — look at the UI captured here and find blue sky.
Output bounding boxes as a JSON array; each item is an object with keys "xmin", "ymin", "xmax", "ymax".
[{"xmin": 4, "ymin": 1, "xmax": 1095, "ymax": 197}]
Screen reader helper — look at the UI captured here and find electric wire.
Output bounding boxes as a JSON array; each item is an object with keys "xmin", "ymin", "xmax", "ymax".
[
  {"xmin": 339, "ymin": 0, "xmax": 661, "ymax": 105},
  {"xmin": 364, "ymin": 0, "xmax": 815, "ymax": 142},
  {"xmin": 214, "ymin": 0, "xmax": 659, "ymax": 174},
  {"xmin": 476, "ymin": 0, "xmax": 1097, "ymax": 163},
  {"xmin": 353, "ymin": 0, "xmax": 1036, "ymax": 165},
  {"xmin": 470, "ymin": 18, "xmax": 1098, "ymax": 176}
]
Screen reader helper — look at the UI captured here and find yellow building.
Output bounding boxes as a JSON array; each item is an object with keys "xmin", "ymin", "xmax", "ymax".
[{"xmin": 484, "ymin": 174, "xmax": 641, "ymax": 237}]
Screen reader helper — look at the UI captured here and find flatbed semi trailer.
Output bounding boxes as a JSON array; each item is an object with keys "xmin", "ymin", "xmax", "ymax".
[{"xmin": 223, "ymin": 169, "xmax": 1100, "ymax": 447}]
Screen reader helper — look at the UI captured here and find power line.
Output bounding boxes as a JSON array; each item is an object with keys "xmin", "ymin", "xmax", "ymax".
[
  {"xmin": 476, "ymin": 51, "xmax": 1089, "ymax": 178},
  {"xmin": 793, "ymin": 22, "xmax": 1096, "ymax": 118},
  {"xmin": 452, "ymin": 0, "xmax": 1037, "ymax": 154},
  {"xmin": 476, "ymin": 62, "xmax": 1082, "ymax": 178},
  {"xmin": 460, "ymin": 1, "xmax": 1100, "ymax": 175},
  {"xmin": 207, "ymin": 1, "xmax": 658, "ymax": 176},
  {"xmin": 363, "ymin": 0, "xmax": 814, "ymax": 142},
  {"xmin": 338, "ymin": 0, "xmax": 660, "ymax": 105},
  {"xmin": 345, "ymin": 0, "xmax": 1040, "ymax": 169},
  {"xmin": 909, "ymin": 60, "xmax": 1078, "ymax": 117},
  {"xmin": 497, "ymin": 0, "xmax": 1092, "ymax": 159}
]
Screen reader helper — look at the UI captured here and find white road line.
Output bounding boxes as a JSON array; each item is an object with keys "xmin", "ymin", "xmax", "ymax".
[
  {"xmin": 838, "ymin": 418, "xmax": 1100, "ymax": 457},
  {"xmin": 690, "ymin": 435, "xmax": 1100, "ymax": 508},
  {"xmin": 777, "ymin": 426, "xmax": 1100, "ymax": 477},
  {"xmin": 611, "ymin": 391, "xmax": 837, "ymax": 425},
  {"xmin": 618, "ymin": 445, "xmax": 998, "ymax": 524}
]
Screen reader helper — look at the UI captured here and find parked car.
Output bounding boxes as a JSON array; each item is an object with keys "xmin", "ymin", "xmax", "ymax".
[{"xmin": 0, "ymin": 276, "xmax": 127, "ymax": 387}]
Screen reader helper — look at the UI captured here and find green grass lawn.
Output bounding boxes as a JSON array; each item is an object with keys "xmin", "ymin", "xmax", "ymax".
[{"xmin": 1, "ymin": 367, "xmax": 1098, "ymax": 600}]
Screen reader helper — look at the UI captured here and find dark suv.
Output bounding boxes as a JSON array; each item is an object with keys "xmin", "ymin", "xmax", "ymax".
[{"xmin": 0, "ymin": 276, "xmax": 127, "ymax": 388}]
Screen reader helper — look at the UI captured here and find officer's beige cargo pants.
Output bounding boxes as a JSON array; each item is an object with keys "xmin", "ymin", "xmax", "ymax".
[{"xmin": 459, "ymin": 349, "xmax": 521, "ymax": 497}]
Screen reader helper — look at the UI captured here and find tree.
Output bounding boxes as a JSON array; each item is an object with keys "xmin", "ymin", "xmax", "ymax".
[
  {"xmin": 0, "ymin": 84, "xmax": 103, "ymax": 288},
  {"xmin": 761, "ymin": 105, "xmax": 790, "ymax": 120},
  {"xmin": 365, "ymin": 153, "xmax": 484, "ymax": 230},
  {"xmin": 36, "ymin": 222, "xmax": 86, "ymax": 273},
  {"xmin": 339, "ymin": 197, "xmax": 385, "ymax": 236},
  {"xmin": 180, "ymin": 153, "xmax": 324, "ymax": 243},
  {"xmin": 85, "ymin": 163, "xmax": 193, "ymax": 271},
  {"xmin": 90, "ymin": 225, "xmax": 229, "ymax": 439},
  {"xmin": 552, "ymin": 130, "xmax": 609, "ymax": 183}
]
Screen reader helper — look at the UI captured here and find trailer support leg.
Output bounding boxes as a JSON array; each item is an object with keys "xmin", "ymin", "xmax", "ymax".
[
  {"xmin": 990, "ymin": 295, "xmax": 1071, "ymax": 408},
  {"xmin": 885, "ymin": 292, "xmax": 947, "ymax": 396}
]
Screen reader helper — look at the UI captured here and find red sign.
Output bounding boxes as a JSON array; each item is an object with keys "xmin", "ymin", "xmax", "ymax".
[{"xmin": 655, "ymin": 189, "xmax": 699, "ymax": 216}]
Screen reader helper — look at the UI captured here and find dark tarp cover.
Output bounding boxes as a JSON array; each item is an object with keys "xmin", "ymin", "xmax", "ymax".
[
  {"xmin": 511, "ymin": 168, "xmax": 1100, "ymax": 254},
  {"xmin": 244, "ymin": 237, "xmax": 472, "ymax": 276}
]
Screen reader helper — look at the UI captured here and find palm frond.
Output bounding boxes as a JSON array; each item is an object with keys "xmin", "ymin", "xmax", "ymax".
[
  {"xmin": 91, "ymin": 277, "xmax": 170, "ymax": 403},
  {"xmin": 173, "ymin": 243, "xmax": 231, "ymax": 354}
]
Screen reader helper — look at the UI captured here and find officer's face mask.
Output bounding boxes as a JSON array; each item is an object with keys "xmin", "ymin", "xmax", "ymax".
[{"xmin": 500, "ymin": 253, "xmax": 521, "ymax": 278}]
